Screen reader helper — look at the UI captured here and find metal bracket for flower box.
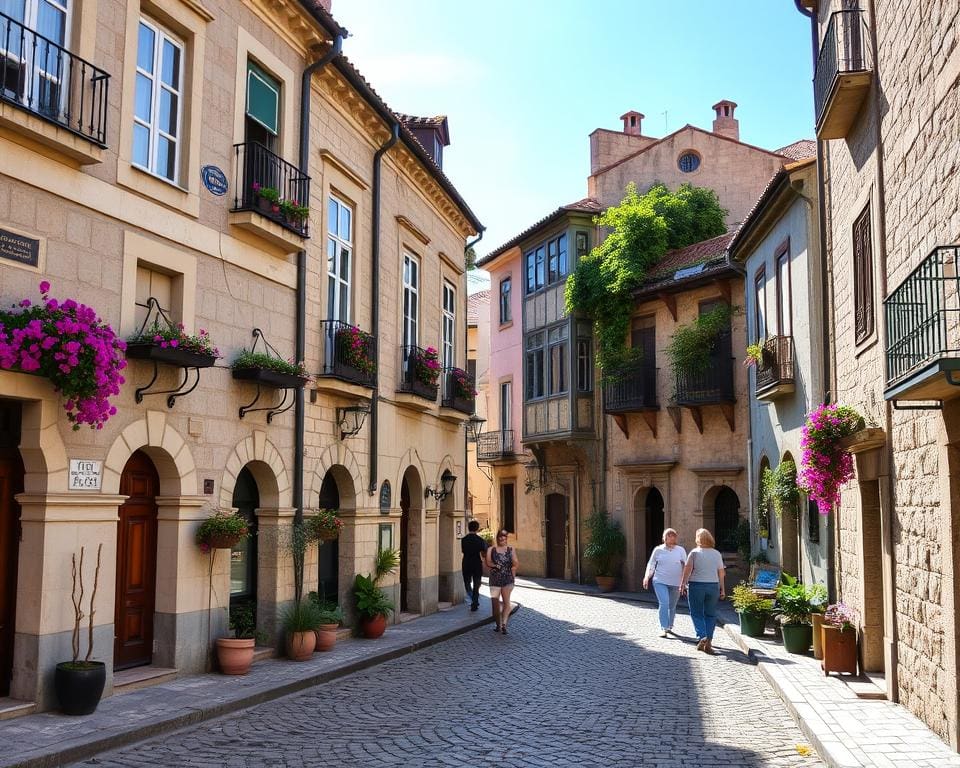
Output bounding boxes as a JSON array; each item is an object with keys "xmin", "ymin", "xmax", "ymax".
[
  {"xmin": 126, "ymin": 298, "xmax": 218, "ymax": 408},
  {"xmin": 234, "ymin": 328, "xmax": 308, "ymax": 422}
]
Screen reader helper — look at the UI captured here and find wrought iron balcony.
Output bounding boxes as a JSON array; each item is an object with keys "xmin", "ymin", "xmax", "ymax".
[
  {"xmin": 440, "ymin": 367, "xmax": 475, "ymax": 414},
  {"xmin": 604, "ymin": 363, "xmax": 659, "ymax": 413},
  {"xmin": 231, "ymin": 141, "xmax": 310, "ymax": 237},
  {"xmin": 397, "ymin": 345, "xmax": 439, "ymax": 402},
  {"xmin": 883, "ymin": 246, "xmax": 960, "ymax": 401},
  {"xmin": 318, "ymin": 320, "xmax": 376, "ymax": 388},
  {"xmin": 477, "ymin": 430, "xmax": 514, "ymax": 462},
  {"xmin": 814, "ymin": 9, "xmax": 872, "ymax": 140},
  {"xmin": 755, "ymin": 336, "xmax": 795, "ymax": 400},
  {"xmin": 0, "ymin": 10, "xmax": 109, "ymax": 145},
  {"xmin": 673, "ymin": 333, "xmax": 735, "ymax": 406}
]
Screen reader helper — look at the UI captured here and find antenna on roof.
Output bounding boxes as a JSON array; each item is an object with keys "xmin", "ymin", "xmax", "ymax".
[{"xmin": 661, "ymin": 111, "xmax": 668, "ymax": 133}]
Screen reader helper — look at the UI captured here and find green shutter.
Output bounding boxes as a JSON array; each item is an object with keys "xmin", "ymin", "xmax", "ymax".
[{"xmin": 246, "ymin": 61, "xmax": 279, "ymax": 135}]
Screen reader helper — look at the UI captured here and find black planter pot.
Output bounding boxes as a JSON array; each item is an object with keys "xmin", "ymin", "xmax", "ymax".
[
  {"xmin": 232, "ymin": 367, "xmax": 308, "ymax": 388},
  {"xmin": 126, "ymin": 343, "xmax": 217, "ymax": 368},
  {"xmin": 55, "ymin": 661, "xmax": 106, "ymax": 715}
]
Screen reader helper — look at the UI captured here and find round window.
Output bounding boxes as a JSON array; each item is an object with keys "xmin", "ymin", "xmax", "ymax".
[{"xmin": 678, "ymin": 152, "xmax": 700, "ymax": 173}]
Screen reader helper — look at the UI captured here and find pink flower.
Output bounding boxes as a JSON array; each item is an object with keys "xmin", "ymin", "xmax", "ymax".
[{"xmin": 39, "ymin": 281, "xmax": 50, "ymax": 294}]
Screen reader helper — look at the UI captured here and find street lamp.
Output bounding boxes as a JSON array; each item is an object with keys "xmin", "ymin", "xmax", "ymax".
[
  {"xmin": 425, "ymin": 470, "xmax": 457, "ymax": 502},
  {"xmin": 466, "ymin": 413, "xmax": 485, "ymax": 443},
  {"xmin": 336, "ymin": 404, "xmax": 370, "ymax": 440}
]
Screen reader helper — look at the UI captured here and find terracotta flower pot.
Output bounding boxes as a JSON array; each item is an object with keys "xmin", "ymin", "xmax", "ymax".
[
  {"xmin": 360, "ymin": 614, "xmax": 387, "ymax": 639},
  {"xmin": 314, "ymin": 624, "xmax": 339, "ymax": 652},
  {"xmin": 811, "ymin": 613, "xmax": 825, "ymax": 660},
  {"xmin": 285, "ymin": 629, "xmax": 316, "ymax": 661},
  {"xmin": 595, "ymin": 576, "xmax": 618, "ymax": 593},
  {"xmin": 822, "ymin": 625, "xmax": 858, "ymax": 676},
  {"xmin": 216, "ymin": 637, "xmax": 255, "ymax": 675},
  {"xmin": 205, "ymin": 533, "xmax": 242, "ymax": 549}
]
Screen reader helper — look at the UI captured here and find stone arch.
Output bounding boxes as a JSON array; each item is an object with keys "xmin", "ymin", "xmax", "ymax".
[
  {"xmin": 702, "ymin": 485, "xmax": 741, "ymax": 553},
  {"xmin": 399, "ymin": 465, "xmax": 425, "ymax": 614},
  {"xmin": 0, "ymin": 371, "xmax": 69, "ymax": 492},
  {"xmin": 310, "ymin": 443, "xmax": 362, "ymax": 511},
  {"xmin": 102, "ymin": 411, "xmax": 197, "ymax": 495},
  {"xmin": 395, "ymin": 447, "xmax": 427, "ymax": 498},
  {"xmin": 219, "ymin": 431, "xmax": 289, "ymax": 511}
]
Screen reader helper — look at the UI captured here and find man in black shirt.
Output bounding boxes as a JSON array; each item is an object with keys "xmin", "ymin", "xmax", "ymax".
[{"xmin": 460, "ymin": 520, "xmax": 487, "ymax": 611}]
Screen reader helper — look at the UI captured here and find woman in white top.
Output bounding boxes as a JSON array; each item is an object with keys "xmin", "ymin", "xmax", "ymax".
[
  {"xmin": 679, "ymin": 528, "xmax": 726, "ymax": 654},
  {"xmin": 642, "ymin": 528, "xmax": 686, "ymax": 638}
]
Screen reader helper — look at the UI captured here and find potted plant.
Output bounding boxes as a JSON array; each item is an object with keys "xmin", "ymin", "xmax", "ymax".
[
  {"xmin": 406, "ymin": 346, "xmax": 440, "ymax": 398},
  {"xmin": 444, "ymin": 366, "xmax": 476, "ymax": 413},
  {"xmin": 55, "ymin": 545, "xmax": 106, "ymax": 715},
  {"xmin": 282, "ymin": 598, "xmax": 322, "ymax": 660},
  {"xmin": 583, "ymin": 510, "xmax": 626, "ymax": 592},
  {"xmin": 232, "ymin": 349, "xmax": 311, "ymax": 389},
  {"xmin": 126, "ymin": 320, "xmax": 220, "ymax": 369},
  {"xmin": 216, "ymin": 602, "xmax": 265, "ymax": 675},
  {"xmin": 798, "ymin": 403, "xmax": 863, "ymax": 511},
  {"xmin": 665, "ymin": 303, "xmax": 732, "ymax": 383},
  {"xmin": 0, "ymin": 281, "xmax": 126, "ymax": 429},
  {"xmin": 353, "ymin": 547, "xmax": 399, "ymax": 639},
  {"xmin": 252, "ymin": 183, "xmax": 280, "ymax": 216},
  {"xmin": 744, "ymin": 342, "xmax": 764, "ymax": 368},
  {"xmin": 304, "ymin": 508, "xmax": 342, "ymax": 542},
  {"xmin": 308, "ymin": 592, "xmax": 343, "ymax": 652},
  {"xmin": 808, "ymin": 584, "xmax": 828, "ymax": 660},
  {"xmin": 196, "ymin": 510, "xmax": 249, "ymax": 553},
  {"xmin": 822, "ymin": 602, "xmax": 858, "ymax": 676},
  {"xmin": 334, "ymin": 324, "xmax": 377, "ymax": 383},
  {"xmin": 279, "ymin": 198, "xmax": 309, "ymax": 229},
  {"xmin": 731, "ymin": 582, "xmax": 773, "ymax": 638},
  {"xmin": 776, "ymin": 575, "xmax": 814, "ymax": 654}
]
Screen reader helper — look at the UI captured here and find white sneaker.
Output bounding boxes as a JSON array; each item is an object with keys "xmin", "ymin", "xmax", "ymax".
[{"xmin": 658, "ymin": 630, "xmax": 668, "ymax": 638}]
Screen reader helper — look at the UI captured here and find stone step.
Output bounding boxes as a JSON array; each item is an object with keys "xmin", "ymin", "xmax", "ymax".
[
  {"xmin": 0, "ymin": 698, "xmax": 35, "ymax": 721},
  {"xmin": 113, "ymin": 666, "xmax": 178, "ymax": 695}
]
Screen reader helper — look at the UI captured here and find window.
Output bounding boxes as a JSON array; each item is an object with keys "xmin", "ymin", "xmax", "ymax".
[
  {"xmin": 525, "ymin": 331, "xmax": 545, "ymax": 400},
  {"xmin": 754, "ymin": 268, "xmax": 767, "ymax": 342},
  {"xmin": 577, "ymin": 339, "xmax": 592, "ymax": 392},
  {"xmin": 776, "ymin": 245, "xmax": 792, "ymax": 337},
  {"xmin": 133, "ymin": 18, "xmax": 184, "ymax": 182},
  {"xmin": 327, "ymin": 196, "xmax": 352, "ymax": 322},
  {"xmin": 678, "ymin": 151, "xmax": 700, "ymax": 173},
  {"xmin": 3, "ymin": 0, "xmax": 70, "ymax": 116},
  {"xmin": 547, "ymin": 234, "xmax": 569, "ymax": 284},
  {"xmin": 535, "ymin": 245, "xmax": 545, "ymax": 288},
  {"xmin": 525, "ymin": 250, "xmax": 535, "ymax": 294},
  {"xmin": 442, "ymin": 281, "xmax": 456, "ymax": 369},
  {"xmin": 524, "ymin": 245, "xmax": 547, "ymax": 294},
  {"xmin": 576, "ymin": 231, "xmax": 589, "ymax": 261},
  {"xmin": 500, "ymin": 381, "xmax": 512, "ymax": 432},
  {"xmin": 548, "ymin": 324, "xmax": 568, "ymax": 395},
  {"xmin": 853, "ymin": 204, "xmax": 874, "ymax": 343},
  {"xmin": 807, "ymin": 499, "xmax": 820, "ymax": 543},
  {"xmin": 500, "ymin": 482, "xmax": 515, "ymax": 533},
  {"xmin": 245, "ymin": 60, "xmax": 279, "ymax": 140},
  {"xmin": 134, "ymin": 265, "xmax": 176, "ymax": 328},
  {"xmin": 402, "ymin": 252, "xmax": 419, "ymax": 349},
  {"xmin": 499, "ymin": 277, "xmax": 512, "ymax": 324}
]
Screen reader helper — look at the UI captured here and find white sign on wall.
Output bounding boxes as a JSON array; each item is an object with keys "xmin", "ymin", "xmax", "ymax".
[{"xmin": 69, "ymin": 459, "xmax": 103, "ymax": 491}]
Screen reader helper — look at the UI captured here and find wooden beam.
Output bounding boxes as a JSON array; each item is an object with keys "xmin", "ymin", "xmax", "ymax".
[
  {"xmin": 658, "ymin": 292, "xmax": 677, "ymax": 321},
  {"xmin": 667, "ymin": 406, "xmax": 682, "ymax": 434},
  {"xmin": 720, "ymin": 403, "xmax": 735, "ymax": 432},
  {"xmin": 687, "ymin": 405, "xmax": 704, "ymax": 434},
  {"xmin": 641, "ymin": 410, "xmax": 657, "ymax": 438},
  {"xmin": 613, "ymin": 413, "xmax": 629, "ymax": 438}
]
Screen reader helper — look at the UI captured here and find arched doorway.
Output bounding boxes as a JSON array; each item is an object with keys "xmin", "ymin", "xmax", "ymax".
[
  {"xmin": 230, "ymin": 467, "xmax": 259, "ymax": 611},
  {"xmin": 545, "ymin": 494, "xmax": 566, "ymax": 579},
  {"xmin": 645, "ymin": 488, "xmax": 665, "ymax": 562},
  {"xmin": 115, "ymin": 450, "xmax": 160, "ymax": 669},
  {"xmin": 779, "ymin": 454, "xmax": 799, "ymax": 576},
  {"xmin": 399, "ymin": 467, "xmax": 423, "ymax": 614},
  {"xmin": 0, "ymin": 401, "xmax": 24, "ymax": 697},
  {"xmin": 317, "ymin": 470, "xmax": 340, "ymax": 604},
  {"xmin": 714, "ymin": 486, "xmax": 741, "ymax": 553}
]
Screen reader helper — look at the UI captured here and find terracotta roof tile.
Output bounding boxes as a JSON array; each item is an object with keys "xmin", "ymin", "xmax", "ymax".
[
  {"xmin": 774, "ymin": 139, "xmax": 817, "ymax": 161},
  {"xmin": 647, "ymin": 232, "xmax": 737, "ymax": 281},
  {"xmin": 467, "ymin": 289, "xmax": 490, "ymax": 324}
]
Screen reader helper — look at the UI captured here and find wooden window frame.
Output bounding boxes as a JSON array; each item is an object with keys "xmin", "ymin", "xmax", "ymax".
[
  {"xmin": 753, "ymin": 267, "xmax": 766, "ymax": 343},
  {"xmin": 499, "ymin": 276, "xmax": 512, "ymax": 324},
  {"xmin": 853, "ymin": 204, "xmax": 874, "ymax": 344},
  {"xmin": 774, "ymin": 238, "xmax": 792, "ymax": 338}
]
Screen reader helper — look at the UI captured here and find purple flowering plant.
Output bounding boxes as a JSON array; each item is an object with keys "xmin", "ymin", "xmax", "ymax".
[
  {"xmin": 823, "ymin": 602, "xmax": 857, "ymax": 632},
  {"xmin": 128, "ymin": 316, "xmax": 220, "ymax": 359},
  {"xmin": 798, "ymin": 404, "xmax": 863, "ymax": 512},
  {"xmin": 412, "ymin": 346, "xmax": 441, "ymax": 388},
  {"xmin": 335, "ymin": 325, "xmax": 376, "ymax": 376},
  {"xmin": 0, "ymin": 282, "xmax": 126, "ymax": 430},
  {"xmin": 450, "ymin": 366, "xmax": 477, "ymax": 399}
]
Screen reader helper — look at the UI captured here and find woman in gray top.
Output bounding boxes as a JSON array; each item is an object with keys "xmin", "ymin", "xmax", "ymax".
[{"xmin": 679, "ymin": 528, "xmax": 726, "ymax": 654}]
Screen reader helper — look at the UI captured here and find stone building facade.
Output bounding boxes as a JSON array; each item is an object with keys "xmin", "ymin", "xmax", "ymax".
[{"xmin": 0, "ymin": 0, "xmax": 480, "ymax": 712}]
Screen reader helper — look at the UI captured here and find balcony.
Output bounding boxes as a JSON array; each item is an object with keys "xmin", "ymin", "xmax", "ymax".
[
  {"xmin": 229, "ymin": 141, "xmax": 310, "ymax": 250},
  {"xmin": 0, "ymin": 11, "xmax": 109, "ymax": 163},
  {"xmin": 476, "ymin": 430, "xmax": 515, "ymax": 463},
  {"xmin": 440, "ymin": 367, "xmax": 476, "ymax": 415},
  {"xmin": 604, "ymin": 364, "xmax": 658, "ymax": 413},
  {"xmin": 883, "ymin": 246, "xmax": 960, "ymax": 401},
  {"xmin": 814, "ymin": 9, "xmax": 872, "ymax": 140},
  {"xmin": 314, "ymin": 320, "xmax": 376, "ymax": 397},
  {"xmin": 396, "ymin": 345, "xmax": 438, "ymax": 405},
  {"xmin": 755, "ymin": 336, "xmax": 795, "ymax": 400}
]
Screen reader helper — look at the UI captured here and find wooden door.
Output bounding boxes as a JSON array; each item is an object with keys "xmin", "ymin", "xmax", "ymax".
[
  {"xmin": 545, "ymin": 494, "xmax": 566, "ymax": 579},
  {"xmin": 399, "ymin": 479, "xmax": 409, "ymax": 612},
  {"xmin": 230, "ymin": 467, "xmax": 259, "ymax": 607},
  {"xmin": 645, "ymin": 488, "xmax": 665, "ymax": 563},
  {"xmin": 115, "ymin": 451, "xmax": 159, "ymax": 670},
  {"xmin": 0, "ymin": 452, "xmax": 24, "ymax": 697}
]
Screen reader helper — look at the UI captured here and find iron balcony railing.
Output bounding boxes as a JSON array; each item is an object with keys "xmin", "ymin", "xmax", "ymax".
[
  {"xmin": 755, "ymin": 336, "xmax": 795, "ymax": 394},
  {"xmin": 398, "ymin": 344, "xmax": 439, "ymax": 401},
  {"xmin": 884, "ymin": 246, "xmax": 960, "ymax": 388},
  {"xmin": 440, "ymin": 367, "xmax": 475, "ymax": 414},
  {"xmin": 814, "ymin": 8, "xmax": 871, "ymax": 123},
  {"xmin": 0, "ymin": 10, "xmax": 109, "ymax": 145},
  {"xmin": 674, "ymin": 332, "xmax": 735, "ymax": 405},
  {"xmin": 318, "ymin": 320, "xmax": 376, "ymax": 388},
  {"xmin": 232, "ymin": 141, "xmax": 310, "ymax": 237},
  {"xmin": 477, "ymin": 430, "xmax": 514, "ymax": 462},
  {"xmin": 604, "ymin": 363, "xmax": 658, "ymax": 413}
]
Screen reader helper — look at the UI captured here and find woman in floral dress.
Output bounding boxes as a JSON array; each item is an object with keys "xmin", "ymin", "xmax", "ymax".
[{"xmin": 486, "ymin": 529, "xmax": 519, "ymax": 634}]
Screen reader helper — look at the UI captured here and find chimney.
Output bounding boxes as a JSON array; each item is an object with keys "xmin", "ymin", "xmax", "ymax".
[
  {"xmin": 711, "ymin": 100, "xmax": 739, "ymax": 141},
  {"xmin": 620, "ymin": 111, "xmax": 644, "ymax": 136}
]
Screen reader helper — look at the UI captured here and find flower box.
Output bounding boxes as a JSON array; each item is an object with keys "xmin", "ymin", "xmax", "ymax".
[
  {"xmin": 205, "ymin": 533, "xmax": 244, "ymax": 549},
  {"xmin": 407, "ymin": 378, "xmax": 438, "ymax": 401},
  {"xmin": 126, "ymin": 342, "xmax": 217, "ymax": 369},
  {"xmin": 232, "ymin": 367, "xmax": 309, "ymax": 389},
  {"xmin": 821, "ymin": 625, "xmax": 858, "ymax": 675}
]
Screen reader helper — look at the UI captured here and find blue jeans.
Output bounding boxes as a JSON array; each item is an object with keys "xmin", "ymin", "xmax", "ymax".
[
  {"xmin": 653, "ymin": 581, "xmax": 680, "ymax": 630},
  {"xmin": 687, "ymin": 581, "xmax": 720, "ymax": 640}
]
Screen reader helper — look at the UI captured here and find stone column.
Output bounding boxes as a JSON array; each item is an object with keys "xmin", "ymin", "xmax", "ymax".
[
  {"xmin": 422, "ymin": 507, "xmax": 439, "ymax": 614},
  {"xmin": 13, "ymin": 492, "xmax": 125, "ymax": 709},
  {"xmin": 255, "ymin": 506, "xmax": 296, "ymax": 644},
  {"xmin": 438, "ymin": 508, "xmax": 464, "ymax": 605}
]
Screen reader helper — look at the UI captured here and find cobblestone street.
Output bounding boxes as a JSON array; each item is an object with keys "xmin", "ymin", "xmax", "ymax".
[{"xmin": 78, "ymin": 587, "xmax": 821, "ymax": 768}]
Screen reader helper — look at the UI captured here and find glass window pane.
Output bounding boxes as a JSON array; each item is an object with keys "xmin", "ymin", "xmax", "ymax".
[
  {"xmin": 156, "ymin": 136, "xmax": 176, "ymax": 180},
  {"xmin": 37, "ymin": 2, "xmax": 66, "ymax": 45},
  {"xmin": 340, "ymin": 206, "xmax": 351, "ymax": 241},
  {"xmin": 559, "ymin": 234, "xmax": 568, "ymax": 277},
  {"xmin": 0, "ymin": 0, "xmax": 26, "ymax": 23},
  {"xmin": 328, "ymin": 199, "xmax": 338, "ymax": 235},
  {"xmin": 137, "ymin": 22, "xmax": 155, "ymax": 72},
  {"xmin": 327, "ymin": 276, "xmax": 336, "ymax": 320},
  {"xmin": 159, "ymin": 88, "xmax": 177, "ymax": 135},
  {"xmin": 133, "ymin": 123, "xmax": 150, "ymax": 167},
  {"xmin": 340, "ymin": 246, "xmax": 350, "ymax": 279},
  {"xmin": 339, "ymin": 284, "xmax": 349, "ymax": 322},
  {"xmin": 134, "ymin": 73, "xmax": 152, "ymax": 121},
  {"xmin": 161, "ymin": 38, "xmax": 180, "ymax": 89}
]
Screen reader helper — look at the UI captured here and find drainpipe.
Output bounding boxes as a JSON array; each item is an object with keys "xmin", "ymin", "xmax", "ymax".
[
  {"xmin": 295, "ymin": 35, "xmax": 343, "ymax": 531},
  {"xmin": 368, "ymin": 121, "xmax": 400, "ymax": 495},
  {"xmin": 463, "ymin": 232, "xmax": 484, "ymax": 523}
]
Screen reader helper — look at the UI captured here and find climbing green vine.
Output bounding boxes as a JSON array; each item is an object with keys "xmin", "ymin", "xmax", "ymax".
[
  {"xmin": 760, "ymin": 460, "xmax": 800, "ymax": 520},
  {"xmin": 664, "ymin": 303, "xmax": 733, "ymax": 376},
  {"xmin": 565, "ymin": 182, "xmax": 726, "ymax": 372}
]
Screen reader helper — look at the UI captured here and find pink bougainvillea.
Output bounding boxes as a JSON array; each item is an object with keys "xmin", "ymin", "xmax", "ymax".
[
  {"xmin": 798, "ymin": 404, "xmax": 863, "ymax": 512},
  {"xmin": 0, "ymin": 282, "xmax": 126, "ymax": 430},
  {"xmin": 413, "ymin": 346, "xmax": 441, "ymax": 387}
]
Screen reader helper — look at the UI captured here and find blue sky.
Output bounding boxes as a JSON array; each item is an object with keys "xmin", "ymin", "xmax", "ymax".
[{"xmin": 333, "ymin": 1, "xmax": 816, "ymax": 290}]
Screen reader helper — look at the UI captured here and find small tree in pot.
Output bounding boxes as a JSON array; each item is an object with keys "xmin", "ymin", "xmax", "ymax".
[
  {"xmin": 584, "ymin": 510, "xmax": 626, "ymax": 592},
  {"xmin": 731, "ymin": 582, "xmax": 773, "ymax": 638},
  {"xmin": 353, "ymin": 548, "xmax": 399, "ymax": 638},
  {"xmin": 776, "ymin": 574, "xmax": 814, "ymax": 654}
]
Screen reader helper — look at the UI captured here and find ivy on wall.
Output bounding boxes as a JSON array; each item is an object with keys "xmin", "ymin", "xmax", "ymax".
[{"xmin": 664, "ymin": 303, "xmax": 733, "ymax": 377}]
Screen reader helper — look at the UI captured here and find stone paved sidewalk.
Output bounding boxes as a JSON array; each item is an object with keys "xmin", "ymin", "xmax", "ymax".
[{"xmin": 0, "ymin": 603, "xmax": 491, "ymax": 768}]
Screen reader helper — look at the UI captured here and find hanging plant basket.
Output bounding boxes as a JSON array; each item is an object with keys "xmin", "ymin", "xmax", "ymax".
[
  {"xmin": 204, "ymin": 533, "xmax": 244, "ymax": 549},
  {"xmin": 317, "ymin": 527, "xmax": 339, "ymax": 542},
  {"xmin": 232, "ymin": 367, "xmax": 309, "ymax": 389},
  {"xmin": 126, "ymin": 342, "xmax": 218, "ymax": 369}
]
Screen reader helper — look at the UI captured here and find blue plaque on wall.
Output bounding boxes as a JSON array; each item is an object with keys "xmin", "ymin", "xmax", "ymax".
[{"xmin": 201, "ymin": 165, "xmax": 228, "ymax": 196}]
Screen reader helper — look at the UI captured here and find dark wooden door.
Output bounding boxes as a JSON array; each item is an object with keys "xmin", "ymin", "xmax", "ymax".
[
  {"xmin": 317, "ymin": 471, "xmax": 340, "ymax": 604},
  {"xmin": 714, "ymin": 486, "xmax": 741, "ymax": 552},
  {"xmin": 645, "ymin": 488, "xmax": 665, "ymax": 562},
  {"xmin": 0, "ymin": 451, "xmax": 24, "ymax": 698},
  {"xmin": 230, "ymin": 467, "xmax": 259, "ymax": 607},
  {"xmin": 115, "ymin": 451, "xmax": 159, "ymax": 670},
  {"xmin": 545, "ymin": 494, "xmax": 566, "ymax": 579},
  {"xmin": 399, "ymin": 479, "xmax": 410, "ymax": 612}
]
